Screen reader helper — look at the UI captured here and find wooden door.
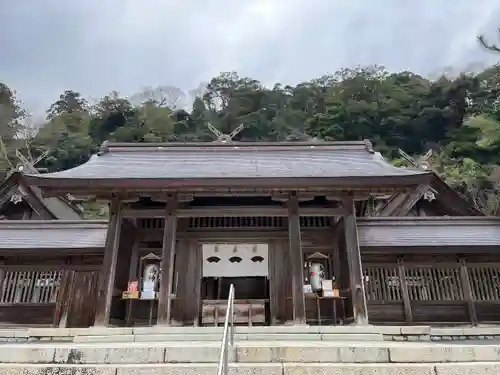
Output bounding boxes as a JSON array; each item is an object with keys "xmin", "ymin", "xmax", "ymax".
[{"xmin": 54, "ymin": 270, "xmax": 100, "ymax": 328}]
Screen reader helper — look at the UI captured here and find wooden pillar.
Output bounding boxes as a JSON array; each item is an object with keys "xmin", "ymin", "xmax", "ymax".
[
  {"xmin": 157, "ymin": 194, "xmax": 178, "ymax": 325},
  {"xmin": 55, "ymin": 270, "xmax": 75, "ymax": 328},
  {"xmin": 287, "ymin": 191, "xmax": 306, "ymax": 324},
  {"xmin": 459, "ymin": 258, "xmax": 478, "ymax": 325},
  {"xmin": 268, "ymin": 240, "xmax": 277, "ymax": 325},
  {"xmin": 128, "ymin": 240, "xmax": 140, "ymax": 282},
  {"xmin": 171, "ymin": 239, "xmax": 187, "ymax": 325},
  {"xmin": 268, "ymin": 239, "xmax": 290, "ymax": 324},
  {"xmin": 0, "ymin": 259, "xmax": 6, "ymax": 296},
  {"xmin": 94, "ymin": 199, "xmax": 123, "ymax": 326},
  {"xmin": 342, "ymin": 197, "xmax": 368, "ymax": 325},
  {"xmin": 125, "ymin": 239, "xmax": 140, "ymax": 326},
  {"xmin": 331, "ymin": 220, "xmax": 342, "ymax": 284},
  {"xmin": 173, "ymin": 240, "xmax": 202, "ymax": 326},
  {"xmin": 397, "ymin": 258, "xmax": 413, "ymax": 324},
  {"xmin": 190, "ymin": 240, "xmax": 203, "ymax": 326}
]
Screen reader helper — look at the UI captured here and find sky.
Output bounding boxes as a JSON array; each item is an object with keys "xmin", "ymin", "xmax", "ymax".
[{"xmin": 1, "ymin": 0, "xmax": 500, "ymax": 118}]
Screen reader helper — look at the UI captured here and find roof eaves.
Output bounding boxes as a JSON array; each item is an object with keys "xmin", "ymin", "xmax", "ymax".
[
  {"xmin": 357, "ymin": 216, "xmax": 500, "ymax": 227},
  {"xmin": 0, "ymin": 219, "xmax": 108, "ymax": 229},
  {"xmin": 429, "ymin": 174, "xmax": 484, "ymax": 216},
  {"xmin": 23, "ymin": 173, "xmax": 432, "ymax": 191}
]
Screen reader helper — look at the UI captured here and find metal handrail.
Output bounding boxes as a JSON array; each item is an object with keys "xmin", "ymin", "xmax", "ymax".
[{"xmin": 216, "ymin": 284, "xmax": 235, "ymax": 375}]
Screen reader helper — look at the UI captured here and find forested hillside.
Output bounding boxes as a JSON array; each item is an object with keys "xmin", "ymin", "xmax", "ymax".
[{"xmin": 1, "ymin": 65, "xmax": 500, "ymax": 215}]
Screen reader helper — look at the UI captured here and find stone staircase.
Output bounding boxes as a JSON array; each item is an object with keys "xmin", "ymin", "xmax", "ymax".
[{"xmin": 1, "ymin": 326, "xmax": 500, "ymax": 374}]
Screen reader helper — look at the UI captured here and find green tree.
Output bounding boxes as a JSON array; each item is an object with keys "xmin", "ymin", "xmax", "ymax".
[
  {"xmin": 46, "ymin": 90, "xmax": 88, "ymax": 120},
  {"xmin": 0, "ymin": 83, "xmax": 27, "ymax": 178}
]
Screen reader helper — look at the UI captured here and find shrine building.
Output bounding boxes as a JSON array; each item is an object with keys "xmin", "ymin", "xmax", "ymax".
[{"xmin": 0, "ymin": 139, "xmax": 499, "ymax": 328}]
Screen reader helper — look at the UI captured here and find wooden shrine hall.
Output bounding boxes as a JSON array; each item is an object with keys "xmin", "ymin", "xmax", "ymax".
[{"xmin": 0, "ymin": 138, "xmax": 499, "ymax": 328}]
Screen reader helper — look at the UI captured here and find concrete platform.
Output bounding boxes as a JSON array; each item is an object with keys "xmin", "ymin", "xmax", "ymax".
[{"xmin": 1, "ymin": 362, "xmax": 500, "ymax": 375}]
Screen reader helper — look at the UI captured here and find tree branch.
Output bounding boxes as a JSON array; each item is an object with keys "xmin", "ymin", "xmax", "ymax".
[{"xmin": 478, "ymin": 29, "xmax": 500, "ymax": 52}]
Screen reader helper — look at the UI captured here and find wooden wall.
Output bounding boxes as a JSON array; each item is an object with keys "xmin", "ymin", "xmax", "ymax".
[
  {"xmin": 3, "ymin": 222, "xmax": 500, "ymax": 328},
  {"xmin": 363, "ymin": 253, "xmax": 500, "ymax": 325},
  {"xmin": 0, "ymin": 255, "xmax": 102, "ymax": 327}
]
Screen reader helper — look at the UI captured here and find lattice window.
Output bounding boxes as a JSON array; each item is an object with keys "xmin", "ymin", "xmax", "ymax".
[
  {"xmin": 191, "ymin": 216, "xmax": 333, "ymax": 229},
  {"xmin": 138, "ymin": 216, "xmax": 333, "ymax": 230},
  {"xmin": 138, "ymin": 218, "xmax": 164, "ymax": 229},
  {"xmin": 0, "ymin": 270, "xmax": 63, "ymax": 304},
  {"xmin": 300, "ymin": 217, "xmax": 332, "ymax": 228},
  {"xmin": 404, "ymin": 266, "xmax": 463, "ymax": 301},
  {"xmin": 190, "ymin": 217, "xmax": 285, "ymax": 229},
  {"xmin": 467, "ymin": 265, "xmax": 500, "ymax": 301},
  {"xmin": 363, "ymin": 265, "xmax": 402, "ymax": 301}
]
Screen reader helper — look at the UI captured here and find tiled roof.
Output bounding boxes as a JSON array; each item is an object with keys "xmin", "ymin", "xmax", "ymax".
[
  {"xmin": 0, "ymin": 220, "xmax": 108, "ymax": 250},
  {"xmin": 24, "ymin": 141, "xmax": 430, "ymax": 188},
  {"xmin": 357, "ymin": 217, "xmax": 500, "ymax": 247}
]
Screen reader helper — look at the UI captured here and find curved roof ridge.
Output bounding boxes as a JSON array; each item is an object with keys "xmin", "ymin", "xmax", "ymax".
[{"xmin": 98, "ymin": 140, "xmax": 374, "ymax": 155}]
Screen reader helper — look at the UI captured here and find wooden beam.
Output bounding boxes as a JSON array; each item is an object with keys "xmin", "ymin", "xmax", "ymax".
[
  {"xmin": 138, "ymin": 229, "xmax": 336, "ymax": 243},
  {"xmin": 94, "ymin": 199, "xmax": 122, "ymax": 326},
  {"xmin": 123, "ymin": 206, "xmax": 344, "ymax": 218},
  {"xmin": 156, "ymin": 194, "xmax": 178, "ymax": 325},
  {"xmin": 342, "ymin": 197, "xmax": 368, "ymax": 325},
  {"xmin": 288, "ymin": 191, "xmax": 306, "ymax": 324}
]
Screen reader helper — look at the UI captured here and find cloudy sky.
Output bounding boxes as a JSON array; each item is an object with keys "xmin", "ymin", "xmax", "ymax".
[{"xmin": 1, "ymin": 0, "xmax": 500, "ymax": 117}]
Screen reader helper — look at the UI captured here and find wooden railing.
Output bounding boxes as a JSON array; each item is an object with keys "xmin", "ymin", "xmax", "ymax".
[{"xmin": 363, "ymin": 260, "xmax": 500, "ymax": 325}]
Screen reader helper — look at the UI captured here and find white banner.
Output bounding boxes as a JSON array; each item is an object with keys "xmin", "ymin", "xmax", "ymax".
[{"xmin": 202, "ymin": 243, "xmax": 269, "ymax": 277}]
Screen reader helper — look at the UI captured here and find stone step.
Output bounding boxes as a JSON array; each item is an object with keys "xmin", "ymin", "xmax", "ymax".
[
  {"xmin": 1, "ymin": 362, "xmax": 500, "ymax": 375},
  {"xmin": 3, "ymin": 325, "xmax": 428, "ymax": 341},
  {"xmin": 2, "ymin": 341, "xmax": 500, "ymax": 364},
  {"xmin": 3, "ymin": 325, "xmax": 500, "ymax": 345},
  {"xmin": 18, "ymin": 325, "xmax": 410, "ymax": 336},
  {"xmin": 73, "ymin": 332, "xmax": 384, "ymax": 343}
]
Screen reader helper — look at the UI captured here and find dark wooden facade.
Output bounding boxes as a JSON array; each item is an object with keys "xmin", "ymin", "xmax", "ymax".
[
  {"xmin": 0, "ymin": 220, "xmax": 106, "ymax": 327},
  {"xmin": 0, "ymin": 140, "xmax": 498, "ymax": 328},
  {"xmin": 358, "ymin": 217, "xmax": 500, "ymax": 325}
]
